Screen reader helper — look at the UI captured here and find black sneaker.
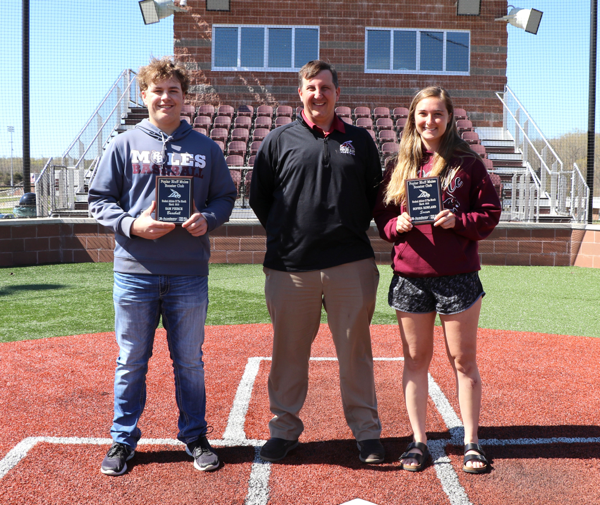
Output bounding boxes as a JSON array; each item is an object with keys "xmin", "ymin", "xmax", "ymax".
[
  {"xmin": 186, "ymin": 436, "xmax": 220, "ymax": 471},
  {"xmin": 357, "ymin": 439, "xmax": 385, "ymax": 464},
  {"xmin": 100, "ymin": 442, "xmax": 135, "ymax": 476},
  {"xmin": 259, "ymin": 438, "xmax": 299, "ymax": 462}
]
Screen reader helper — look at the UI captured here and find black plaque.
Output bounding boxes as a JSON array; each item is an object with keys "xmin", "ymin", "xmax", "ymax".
[
  {"xmin": 405, "ymin": 176, "xmax": 442, "ymax": 225},
  {"xmin": 155, "ymin": 176, "xmax": 194, "ymax": 224}
]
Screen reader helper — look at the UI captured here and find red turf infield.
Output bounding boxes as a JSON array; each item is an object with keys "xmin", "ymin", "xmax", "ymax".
[{"xmin": 1, "ymin": 324, "xmax": 599, "ymax": 504}]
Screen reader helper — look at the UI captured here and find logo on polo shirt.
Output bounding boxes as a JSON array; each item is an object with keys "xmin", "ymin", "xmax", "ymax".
[{"xmin": 340, "ymin": 141, "xmax": 355, "ymax": 156}]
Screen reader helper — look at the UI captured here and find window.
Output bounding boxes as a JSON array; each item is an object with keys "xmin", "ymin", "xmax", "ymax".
[
  {"xmin": 212, "ymin": 25, "xmax": 319, "ymax": 71},
  {"xmin": 365, "ymin": 28, "xmax": 470, "ymax": 75}
]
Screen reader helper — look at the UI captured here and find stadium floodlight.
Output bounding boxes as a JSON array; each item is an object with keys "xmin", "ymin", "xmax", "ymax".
[
  {"xmin": 457, "ymin": 0, "xmax": 481, "ymax": 16},
  {"xmin": 139, "ymin": 0, "xmax": 186, "ymax": 25},
  {"xmin": 495, "ymin": 6, "xmax": 543, "ymax": 35}
]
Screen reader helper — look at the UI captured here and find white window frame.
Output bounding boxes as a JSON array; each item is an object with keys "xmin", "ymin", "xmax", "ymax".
[
  {"xmin": 364, "ymin": 27, "xmax": 470, "ymax": 76},
  {"xmin": 212, "ymin": 25, "xmax": 320, "ymax": 72}
]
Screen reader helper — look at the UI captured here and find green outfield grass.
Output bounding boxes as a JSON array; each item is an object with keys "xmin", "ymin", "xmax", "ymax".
[{"xmin": 0, "ymin": 262, "xmax": 598, "ymax": 342}]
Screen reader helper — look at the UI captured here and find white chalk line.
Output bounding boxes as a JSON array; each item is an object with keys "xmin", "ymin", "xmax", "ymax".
[{"xmin": 2, "ymin": 357, "xmax": 599, "ymax": 505}]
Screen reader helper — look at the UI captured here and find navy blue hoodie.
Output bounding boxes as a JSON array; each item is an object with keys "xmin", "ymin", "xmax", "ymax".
[{"xmin": 89, "ymin": 119, "xmax": 236, "ymax": 276}]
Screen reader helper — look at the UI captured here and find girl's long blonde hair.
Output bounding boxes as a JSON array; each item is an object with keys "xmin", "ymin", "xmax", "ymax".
[{"xmin": 384, "ymin": 86, "xmax": 479, "ymax": 206}]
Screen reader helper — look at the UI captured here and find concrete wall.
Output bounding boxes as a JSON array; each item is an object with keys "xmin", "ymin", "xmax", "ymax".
[{"xmin": 1, "ymin": 219, "xmax": 598, "ymax": 269}]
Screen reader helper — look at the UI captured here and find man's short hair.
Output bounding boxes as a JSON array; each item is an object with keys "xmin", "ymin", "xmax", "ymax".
[
  {"xmin": 137, "ymin": 56, "xmax": 190, "ymax": 95},
  {"xmin": 298, "ymin": 60, "xmax": 338, "ymax": 89}
]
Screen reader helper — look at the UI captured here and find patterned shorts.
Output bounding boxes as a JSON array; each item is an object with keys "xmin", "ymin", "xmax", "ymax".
[{"xmin": 388, "ymin": 271, "xmax": 485, "ymax": 315}]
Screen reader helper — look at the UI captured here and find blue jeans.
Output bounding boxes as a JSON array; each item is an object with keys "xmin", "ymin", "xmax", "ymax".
[{"xmin": 112, "ymin": 272, "xmax": 209, "ymax": 448}]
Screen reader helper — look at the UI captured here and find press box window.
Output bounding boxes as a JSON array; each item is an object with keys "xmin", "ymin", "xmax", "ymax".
[
  {"xmin": 212, "ymin": 25, "xmax": 319, "ymax": 71},
  {"xmin": 365, "ymin": 28, "xmax": 470, "ymax": 75}
]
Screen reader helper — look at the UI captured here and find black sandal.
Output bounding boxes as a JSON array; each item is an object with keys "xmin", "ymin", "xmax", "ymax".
[
  {"xmin": 400, "ymin": 441, "xmax": 430, "ymax": 472},
  {"xmin": 463, "ymin": 443, "xmax": 489, "ymax": 474}
]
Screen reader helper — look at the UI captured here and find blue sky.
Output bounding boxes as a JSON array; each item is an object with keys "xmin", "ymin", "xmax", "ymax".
[{"xmin": 0, "ymin": 0, "xmax": 595, "ymax": 159}]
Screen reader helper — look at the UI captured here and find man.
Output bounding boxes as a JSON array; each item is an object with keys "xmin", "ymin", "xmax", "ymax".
[
  {"xmin": 250, "ymin": 60, "xmax": 384, "ymax": 464},
  {"xmin": 89, "ymin": 57, "xmax": 236, "ymax": 476}
]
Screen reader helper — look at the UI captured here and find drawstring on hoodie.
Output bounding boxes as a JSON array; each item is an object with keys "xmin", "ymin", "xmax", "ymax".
[{"xmin": 159, "ymin": 131, "xmax": 174, "ymax": 168}]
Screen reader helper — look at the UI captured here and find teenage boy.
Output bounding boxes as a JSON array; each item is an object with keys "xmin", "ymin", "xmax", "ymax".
[
  {"xmin": 89, "ymin": 56, "xmax": 236, "ymax": 476},
  {"xmin": 250, "ymin": 60, "xmax": 384, "ymax": 464}
]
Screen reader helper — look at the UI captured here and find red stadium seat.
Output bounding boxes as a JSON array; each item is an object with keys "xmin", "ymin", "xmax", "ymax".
[
  {"xmin": 193, "ymin": 116, "xmax": 212, "ymax": 130},
  {"xmin": 234, "ymin": 116, "xmax": 252, "ymax": 130},
  {"xmin": 257, "ymin": 105, "xmax": 274, "ymax": 118},
  {"xmin": 378, "ymin": 130, "xmax": 397, "ymax": 143},
  {"xmin": 225, "ymin": 155, "xmax": 245, "ymax": 167},
  {"xmin": 456, "ymin": 120, "xmax": 473, "ymax": 134},
  {"xmin": 454, "ymin": 108, "xmax": 468, "ymax": 120},
  {"xmin": 276, "ymin": 105, "xmax": 293, "ymax": 118},
  {"xmin": 470, "ymin": 144, "xmax": 487, "ymax": 158},
  {"xmin": 341, "ymin": 116, "xmax": 353, "ymax": 125},
  {"xmin": 229, "ymin": 168, "xmax": 242, "ymax": 196},
  {"xmin": 210, "ymin": 128, "xmax": 228, "ymax": 144},
  {"xmin": 335, "ymin": 106, "xmax": 352, "ymax": 118},
  {"xmin": 250, "ymin": 140, "xmax": 262, "ymax": 155},
  {"xmin": 213, "ymin": 116, "xmax": 232, "ymax": 129},
  {"xmin": 217, "ymin": 104, "xmax": 235, "ymax": 118},
  {"xmin": 275, "ymin": 116, "xmax": 292, "ymax": 128},
  {"xmin": 393, "ymin": 106, "xmax": 409, "ymax": 119},
  {"xmin": 213, "ymin": 140, "xmax": 225, "ymax": 152},
  {"xmin": 254, "ymin": 116, "xmax": 272, "ymax": 130},
  {"xmin": 354, "ymin": 106, "xmax": 371, "ymax": 119},
  {"xmin": 252, "ymin": 128, "xmax": 270, "ymax": 141},
  {"xmin": 462, "ymin": 131, "xmax": 480, "ymax": 144},
  {"xmin": 482, "ymin": 158, "xmax": 494, "ymax": 171},
  {"xmin": 376, "ymin": 118, "xmax": 394, "ymax": 131},
  {"xmin": 381, "ymin": 142, "xmax": 399, "ymax": 157},
  {"xmin": 180, "ymin": 116, "xmax": 191, "ymax": 124},
  {"xmin": 181, "ymin": 104, "xmax": 196, "ymax": 118},
  {"xmin": 395, "ymin": 117, "xmax": 408, "ymax": 131},
  {"xmin": 373, "ymin": 107, "xmax": 391, "ymax": 120},
  {"xmin": 231, "ymin": 128, "xmax": 249, "ymax": 142},
  {"xmin": 356, "ymin": 117, "xmax": 373, "ymax": 130},
  {"xmin": 197, "ymin": 104, "xmax": 215, "ymax": 118},
  {"xmin": 247, "ymin": 155, "xmax": 256, "ymax": 166},
  {"xmin": 193, "ymin": 127, "xmax": 207, "ymax": 136},
  {"xmin": 227, "ymin": 141, "xmax": 247, "ymax": 157}
]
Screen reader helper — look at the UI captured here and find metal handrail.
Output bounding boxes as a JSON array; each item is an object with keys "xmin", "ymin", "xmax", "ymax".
[
  {"xmin": 502, "ymin": 86, "xmax": 564, "ymax": 172},
  {"xmin": 62, "ymin": 70, "xmax": 134, "ymax": 158}
]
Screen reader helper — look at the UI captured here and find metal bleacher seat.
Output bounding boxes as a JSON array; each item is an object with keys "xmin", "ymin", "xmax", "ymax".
[
  {"xmin": 393, "ymin": 107, "xmax": 409, "ymax": 119},
  {"xmin": 354, "ymin": 106, "xmax": 371, "ymax": 119},
  {"xmin": 373, "ymin": 107, "xmax": 391, "ymax": 120},
  {"xmin": 231, "ymin": 128, "xmax": 249, "ymax": 142}
]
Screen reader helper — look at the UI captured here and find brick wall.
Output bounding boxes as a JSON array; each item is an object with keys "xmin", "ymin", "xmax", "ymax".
[
  {"xmin": 2, "ymin": 219, "xmax": 598, "ymax": 269},
  {"xmin": 174, "ymin": 0, "xmax": 508, "ymax": 126}
]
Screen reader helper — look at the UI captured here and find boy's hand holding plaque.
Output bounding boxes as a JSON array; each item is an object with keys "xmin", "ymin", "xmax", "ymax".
[
  {"xmin": 155, "ymin": 176, "xmax": 194, "ymax": 224},
  {"xmin": 405, "ymin": 177, "xmax": 442, "ymax": 225}
]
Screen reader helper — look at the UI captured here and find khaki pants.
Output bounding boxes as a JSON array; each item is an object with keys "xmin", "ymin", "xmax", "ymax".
[{"xmin": 264, "ymin": 258, "xmax": 382, "ymax": 442}]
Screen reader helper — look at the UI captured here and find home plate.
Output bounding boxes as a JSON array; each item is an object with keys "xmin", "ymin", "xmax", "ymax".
[{"xmin": 340, "ymin": 500, "xmax": 378, "ymax": 505}]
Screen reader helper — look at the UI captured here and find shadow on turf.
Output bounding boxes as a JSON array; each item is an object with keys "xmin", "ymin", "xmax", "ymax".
[
  {"xmin": 126, "ymin": 445, "xmax": 256, "ymax": 470},
  {"xmin": 0, "ymin": 284, "xmax": 66, "ymax": 297}
]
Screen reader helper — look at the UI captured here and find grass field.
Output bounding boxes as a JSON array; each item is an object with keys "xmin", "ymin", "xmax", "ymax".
[{"xmin": 0, "ymin": 262, "xmax": 599, "ymax": 342}]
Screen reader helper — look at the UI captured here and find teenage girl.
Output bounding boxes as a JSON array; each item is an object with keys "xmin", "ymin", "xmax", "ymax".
[{"xmin": 373, "ymin": 87, "xmax": 501, "ymax": 474}]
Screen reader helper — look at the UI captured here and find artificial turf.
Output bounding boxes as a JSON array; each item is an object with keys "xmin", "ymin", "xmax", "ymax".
[{"xmin": 0, "ymin": 262, "xmax": 598, "ymax": 342}]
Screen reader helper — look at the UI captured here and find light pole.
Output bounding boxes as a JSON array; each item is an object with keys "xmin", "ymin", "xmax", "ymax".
[{"xmin": 7, "ymin": 126, "xmax": 14, "ymax": 187}]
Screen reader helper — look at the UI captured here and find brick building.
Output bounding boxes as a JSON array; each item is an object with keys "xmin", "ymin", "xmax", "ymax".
[{"xmin": 174, "ymin": 0, "xmax": 508, "ymax": 125}]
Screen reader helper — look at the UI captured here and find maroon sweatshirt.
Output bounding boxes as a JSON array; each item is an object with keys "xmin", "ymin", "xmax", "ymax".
[{"xmin": 373, "ymin": 155, "xmax": 501, "ymax": 278}]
